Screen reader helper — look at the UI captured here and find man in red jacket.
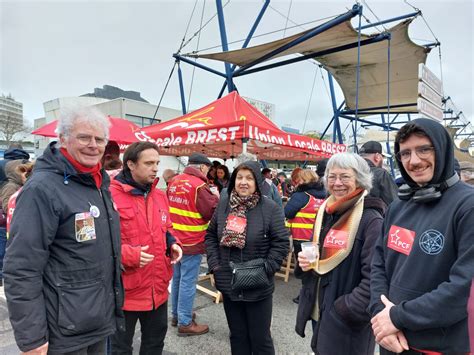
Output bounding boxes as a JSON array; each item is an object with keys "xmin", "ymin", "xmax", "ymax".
[
  {"xmin": 110, "ymin": 142, "xmax": 182, "ymax": 354},
  {"xmin": 167, "ymin": 153, "xmax": 219, "ymax": 336}
]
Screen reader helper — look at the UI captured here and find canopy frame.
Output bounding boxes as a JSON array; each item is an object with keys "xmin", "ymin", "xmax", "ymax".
[{"xmin": 171, "ymin": 1, "xmax": 452, "ymax": 168}]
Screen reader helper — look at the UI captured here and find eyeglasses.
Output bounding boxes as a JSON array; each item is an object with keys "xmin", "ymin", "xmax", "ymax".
[
  {"xmin": 74, "ymin": 134, "xmax": 108, "ymax": 147},
  {"xmin": 327, "ymin": 174, "xmax": 354, "ymax": 184},
  {"xmin": 396, "ymin": 145, "xmax": 434, "ymax": 162}
]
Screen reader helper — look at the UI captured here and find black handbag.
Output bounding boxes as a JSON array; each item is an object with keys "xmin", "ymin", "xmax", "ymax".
[{"xmin": 229, "ymin": 258, "xmax": 270, "ymax": 291}]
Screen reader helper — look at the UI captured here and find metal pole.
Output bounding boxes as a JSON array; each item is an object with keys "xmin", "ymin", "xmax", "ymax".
[
  {"xmin": 381, "ymin": 114, "xmax": 395, "ymax": 176},
  {"xmin": 360, "ymin": 11, "xmax": 420, "ymax": 29},
  {"xmin": 242, "ymin": 138, "xmax": 248, "ymax": 154},
  {"xmin": 385, "ymin": 37, "xmax": 395, "ymax": 177},
  {"xmin": 328, "ymin": 72, "xmax": 344, "ymax": 144},
  {"xmin": 339, "ymin": 114, "xmax": 400, "ymax": 129},
  {"xmin": 216, "ymin": 0, "xmax": 235, "ymax": 92},
  {"xmin": 233, "ymin": 4, "xmax": 362, "ymax": 76},
  {"xmin": 240, "ymin": 0, "xmax": 270, "ymax": 51},
  {"xmin": 341, "ymin": 102, "xmax": 416, "ymax": 114},
  {"xmin": 233, "ymin": 33, "xmax": 389, "ymax": 77},
  {"xmin": 320, "ymin": 101, "xmax": 344, "ymax": 139},
  {"xmin": 177, "ymin": 62, "xmax": 187, "ymax": 114},
  {"xmin": 173, "ymin": 54, "xmax": 227, "ymax": 78},
  {"xmin": 217, "ymin": 0, "xmax": 270, "ymax": 98},
  {"xmin": 353, "ymin": 7, "xmax": 363, "ymax": 153}
]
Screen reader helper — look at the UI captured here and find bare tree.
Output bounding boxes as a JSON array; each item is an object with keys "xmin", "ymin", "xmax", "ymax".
[{"xmin": 0, "ymin": 112, "xmax": 29, "ymax": 145}]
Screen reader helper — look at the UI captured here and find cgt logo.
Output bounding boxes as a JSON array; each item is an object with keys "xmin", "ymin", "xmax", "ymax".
[
  {"xmin": 161, "ymin": 107, "xmax": 215, "ymax": 131},
  {"xmin": 387, "ymin": 225, "xmax": 415, "ymax": 255}
]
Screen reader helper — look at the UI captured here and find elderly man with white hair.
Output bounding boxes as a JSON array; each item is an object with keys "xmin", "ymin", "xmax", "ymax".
[{"xmin": 4, "ymin": 106, "xmax": 125, "ymax": 354}]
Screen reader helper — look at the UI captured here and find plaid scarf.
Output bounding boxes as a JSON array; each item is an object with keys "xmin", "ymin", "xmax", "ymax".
[{"xmin": 220, "ymin": 190, "xmax": 260, "ymax": 249}]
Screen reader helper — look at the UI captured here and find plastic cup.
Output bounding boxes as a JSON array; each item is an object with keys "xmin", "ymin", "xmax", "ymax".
[{"xmin": 301, "ymin": 242, "xmax": 319, "ymax": 269}]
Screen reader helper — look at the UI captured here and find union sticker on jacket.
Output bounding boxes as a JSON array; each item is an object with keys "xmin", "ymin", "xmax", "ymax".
[
  {"xmin": 387, "ymin": 225, "xmax": 414, "ymax": 255},
  {"xmin": 75, "ymin": 212, "xmax": 96, "ymax": 242}
]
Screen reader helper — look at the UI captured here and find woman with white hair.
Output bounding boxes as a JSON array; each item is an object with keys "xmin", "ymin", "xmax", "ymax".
[{"xmin": 295, "ymin": 153, "xmax": 386, "ymax": 355}]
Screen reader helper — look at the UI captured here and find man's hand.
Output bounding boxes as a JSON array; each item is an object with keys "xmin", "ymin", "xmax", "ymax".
[
  {"xmin": 21, "ymin": 342, "xmax": 48, "ymax": 355},
  {"xmin": 371, "ymin": 295, "xmax": 399, "ymax": 342},
  {"xmin": 378, "ymin": 331, "xmax": 409, "ymax": 353},
  {"xmin": 170, "ymin": 244, "xmax": 182, "ymax": 264},
  {"xmin": 139, "ymin": 245, "xmax": 154, "ymax": 267},
  {"xmin": 297, "ymin": 251, "xmax": 311, "ymax": 271}
]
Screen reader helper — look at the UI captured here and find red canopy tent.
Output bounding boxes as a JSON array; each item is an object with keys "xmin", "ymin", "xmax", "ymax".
[
  {"xmin": 32, "ymin": 116, "xmax": 140, "ymax": 144},
  {"xmin": 136, "ymin": 92, "xmax": 346, "ymax": 161}
]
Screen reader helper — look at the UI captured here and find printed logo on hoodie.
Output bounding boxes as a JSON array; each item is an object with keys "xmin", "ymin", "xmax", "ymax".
[
  {"xmin": 387, "ymin": 225, "xmax": 415, "ymax": 255},
  {"xmin": 419, "ymin": 229, "xmax": 444, "ymax": 255}
]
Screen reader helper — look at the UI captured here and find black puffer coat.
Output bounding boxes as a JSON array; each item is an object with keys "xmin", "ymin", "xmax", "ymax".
[{"xmin": 205, "ymin": 161, "xmax": 289, "ymax": 302}]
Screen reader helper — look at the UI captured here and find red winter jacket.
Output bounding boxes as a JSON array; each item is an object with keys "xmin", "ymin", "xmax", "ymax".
[{"xmin": 110, "ymin": 176, "xmax": 178, "ymax": 311}]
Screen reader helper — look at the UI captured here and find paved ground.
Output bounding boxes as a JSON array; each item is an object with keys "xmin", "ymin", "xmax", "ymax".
[
  {"xmin": 0, "ymin": 274, "xmax": 314, "ymax": 354},
  {"xmin": 0, "ymin": 275, "xmax": 382, "ymax": 354}
]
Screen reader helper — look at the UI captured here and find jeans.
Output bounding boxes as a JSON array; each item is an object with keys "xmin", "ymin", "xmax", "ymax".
[
  {"xmin": 222, "ymin": 295, "xmax": 275, "ymax": 355},
  {"xmin": 171, "ymin": 254, "xmax": 202, "ymax": 327},
  {"xmin": 0, "ymin": 227, "xmax": 6, "ymax": 281},
  {"xmin": 111, "ymin": 301, "xmax": 168, "ymax": 355}
]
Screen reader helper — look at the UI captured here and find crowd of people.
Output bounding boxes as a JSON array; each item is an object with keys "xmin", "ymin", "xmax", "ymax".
[{"xmin": 0, "ymin": 105, "xmax": 473, "ymax": 355}]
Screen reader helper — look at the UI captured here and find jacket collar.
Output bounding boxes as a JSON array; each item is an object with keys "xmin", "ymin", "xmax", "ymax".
[
  {"xmin": 183, "ymin": 166, "xmax": 208, "ymax": 182},
  {"xmin": 113, "ymin": 171, "xmax": 159, "ymax": 196}
]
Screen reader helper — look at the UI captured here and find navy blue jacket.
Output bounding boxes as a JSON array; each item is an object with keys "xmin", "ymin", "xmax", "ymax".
[
  {"xmin": 296, "ymin": 196, "xmax": 385, "ymax": 354},
  {"xmin": 369, "ymin": 118, "xmax": 474, "ymax": 353},
  {"xmin": 284, "ymin": 182, "xmax": 326, "ymax": 219}
]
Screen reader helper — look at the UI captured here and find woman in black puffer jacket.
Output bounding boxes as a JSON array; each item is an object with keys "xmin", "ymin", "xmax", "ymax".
[{"xmin": 205, "ymin": 160, "xmax": 289, "ymax": 355}]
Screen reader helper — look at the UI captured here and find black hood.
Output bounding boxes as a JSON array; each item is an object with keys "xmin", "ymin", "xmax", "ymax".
[
  {"xmin": 394, "ymin": 118, "xmax": 455, "ymax": 187},
  {"xmin": 34, "ymin": 141, "xmax": 109, "ymax": 188},
  {"xmin": 227, "ymin": 160, "xmax": 263, "ymax": 196},
  {"xmin": 364, "ymin": 195, "xmax": 387, "ymax": 216},
  {"xmin": 4, "ymin": 148, "xmax": 30, "ymax": 161}
]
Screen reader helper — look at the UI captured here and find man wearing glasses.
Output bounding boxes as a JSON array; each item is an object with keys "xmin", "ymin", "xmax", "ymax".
[
  {"xmin": 369, "ymin": 118, "xmax": 474, "ymax": 354},
  {"xmin": 4, "ymin": 106, "xmax": 124, "ymax": 354}
]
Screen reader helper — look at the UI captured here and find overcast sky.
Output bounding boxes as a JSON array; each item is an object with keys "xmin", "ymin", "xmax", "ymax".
[{"xmin": 1, "ymin": 0, "xmax": 472, "ymax": 136}]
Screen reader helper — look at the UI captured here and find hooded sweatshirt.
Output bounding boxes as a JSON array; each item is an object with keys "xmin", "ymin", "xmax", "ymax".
[{"xmin": 369, "ymin": 118, "xmax": 474, "ymax": 353}]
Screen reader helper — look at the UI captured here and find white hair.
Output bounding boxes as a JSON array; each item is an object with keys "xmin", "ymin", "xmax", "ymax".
[
  {"xmin": 236, "ymin": 152, "xmax": 257, "ymax": 165},
  {"xmin": 57, "ymin": 105, "xmax": 110, "ymax": 138},
  {"xmin": 324, "ymin": 152, "xmax": 373, "ymax": 192}
]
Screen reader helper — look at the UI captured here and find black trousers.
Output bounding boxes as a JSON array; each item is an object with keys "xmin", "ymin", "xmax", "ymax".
[
  {"xmin": 293, "ymin": 240, "xmax": 302, "ymax": 264},
  {"xmin": 111, "ymin": 301, "xmax": 168, "ymax": 355},
  {"xmin": 48, "ymin": 338, "xmax": 106, "ymax": 355},
  {"xmin": 292, "ymin": 239, "xmax": 304, "ymax": 279},
  {"xmin": 223, "ymin": 295, "xmax": 275, "ymax": 355}
]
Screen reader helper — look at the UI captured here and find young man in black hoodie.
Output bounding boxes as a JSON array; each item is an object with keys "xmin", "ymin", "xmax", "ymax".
[{"xmin": 369, "ymin": 118, "xmax": 474, "ymax": 354}]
